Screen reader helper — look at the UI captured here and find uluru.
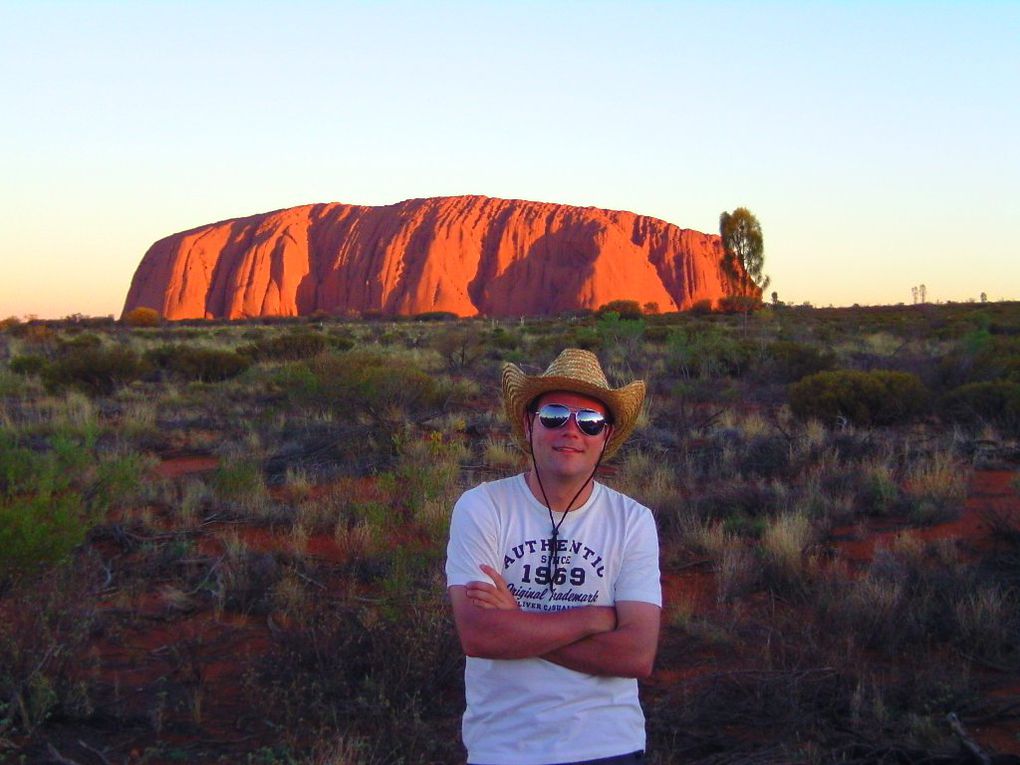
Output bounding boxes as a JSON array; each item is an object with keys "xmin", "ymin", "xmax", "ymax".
[{"xmin": 122, "ymin": 195, "xmax": 750, "ymax": 320}]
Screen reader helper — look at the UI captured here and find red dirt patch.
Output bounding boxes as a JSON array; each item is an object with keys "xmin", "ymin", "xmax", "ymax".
[{"xmin": 153, "ymin": 455, "xmax": 219, "ymax": 480}]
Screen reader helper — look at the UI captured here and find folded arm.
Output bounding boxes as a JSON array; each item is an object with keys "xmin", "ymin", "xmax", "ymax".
[
  {"xmin": 462, "ymin": 564, "xmax": 660, "ymax": 678},
  {"xmin": 449, "ymin": 565, "xmax": 616, "ymax": 660},
  {"xmin": 541, "ymin": 599, "xmax": 660, "ymax": 678}
]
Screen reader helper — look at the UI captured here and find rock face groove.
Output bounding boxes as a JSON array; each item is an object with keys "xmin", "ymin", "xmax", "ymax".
[{"xmin": 123, "ymin": 195, "xmax": 745, "ymax": 319}]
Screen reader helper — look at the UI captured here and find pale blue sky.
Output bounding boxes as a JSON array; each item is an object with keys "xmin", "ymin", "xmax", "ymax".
[{"xmin": 2, "ymin": 1, "xmax": 1018, "ymax": 318}]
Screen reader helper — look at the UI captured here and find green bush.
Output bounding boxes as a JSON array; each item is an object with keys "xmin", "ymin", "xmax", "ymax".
[
  {"xmin": 939, "ymin": 380, "xmax": 1020, "ymax": 436},
  {"xmin": 596, "ymin": 300, "xmax": 644, "ymax": 320},
  {"xmin": 486, "ymin": 326, "xmax": 521, "ymax": 351},
  {"xmin": 413, "ymin": 311, "xmax": 459, "ymax": 322},
  {"xmin": 764, "ymin": 340, "xmax": 835, "ymax": 383},
  {"xmin": 686, "ymin": 298, "xmax": 714, "ymax": 315},
  {"xmin": 789, "ymin": 369, "xmax": 930, "ymax": 426},
  {"xmin": 41, "ymin": 346, "xmax": 148, "ymax": 394},
  {"xmin": 717, "ymin": 295, "xmax": 762, "ymax": 314},
  {"xmin": 122, "ymin": 306, "xmax": 161, "ymax": 327},
  {"xmin": 667, "ymin": 326, "xmax": 751, "ymax": 379},
  {"xmin": 294, "ymin": 350, "xmax": 444, "ymax": 424},
  {"xmin": 8, "ymin": 355, "xmax": 47, "ymax": 377},
  {"xmin": 596, "ymin": 312, "xmax": 645, "ymax": 351},
  {"xmin": 1, "ymin": 433, "xmax": 93, "ymax": 579},
  {"xmin": 429, "ymin": 325, "xmax": 487, "ymax": 370},
  {"xmin": 238, "ymin": 331, "xmax": 329, "ymax": 362},
  {"xmin": 145, "ymin": 344, "xmax": 251, "ymax": 382}
]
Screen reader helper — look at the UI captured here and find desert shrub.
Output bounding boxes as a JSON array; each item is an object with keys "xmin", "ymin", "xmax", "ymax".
[
  {"xmin": 936, "ymin": 331, "xmax": 1020, "ymax": 388},
  {"xmin": 764, "ymin": 340, "xmax": 835, "ymax": 383},
  {"xmin": 761, "ymin": 511, "xmax": 814, "ymax": 588},
  {"xmin": 486, "ymin": 326, "xmax": 521, "ymax": 351},
  {"xmin": 212, "ymin": 458, "xmax": 268, "ymax": 506},
  {"xmin": 903, "ymin": 451, "xmax": 968, "ymax": 525},
  {"xmin": 695, "ymin": 480, "xmax": 781, "ymax": 526},
  {"xmin": 122, "ymin": 306, "xmax": 160, "ymax": 327},
  {"xmin": 596, "ymin": 312, "xmax": 645, "ymax": 355},
  {"xmin": 8, "ymin": 355, "xmax": 47, "ymax": 377},
  {"xmin": 643, "ymin": 324, "xmax": 670, "ymax": 342},
  {"xmin": 686, "ymin": 298, "xmax": 714, "ymax": 315},
  {"xmin": 328, "ymin": 331, "xmax": 356, "ymax": 352},
  {"xmin": 939, "ymin": 380, "xmax": 1020, "ymax": 436},
  {"xmin": 855, "ymin": 462, "xmax": 903, "ymax": 516},
  {"xmin": 295, "ymin": 350, "xmax": 445, "ymax": 424},
  {"xmin": 953, "ymin": 585, "xmax": 1020, "ymax": 668},
  {"xmin": 569, "ymin": 326, "xmax": 603, "ymax": 351},
  {"xmin": 413, "ymin": 310, "xmax": 458, "ymax": 322},
  {"xmin": 820, "ymin": 538, "xmax": 979, "ymax": 654},
  {"xmin": 60, "ymin": 332, "xmax": 103, "ymax": 351},
  {"xmin": 715, "ymin": 537, "xmax": 761, "ymax": 602},
  {"xmin": 239, "ymin": 330, "xmax": 329, "ymax": 362},
  {"xmin": 596, "ymin": 300, "xmax": 644, "ymax": 320},
  {"xmin": 145, "ymin": 344, "xmax": 251, "ymax": 382},
  {"xmin": 41, "ymin": 345, "xmax": 148, "ymax": 395},
  {"xmin": 0, "ymin": 431, "xmax": 122, "ymax": 580},
  {"xmin": 383, "ymin": 431, "xmax": 467, "ymax": 537},
  {"xmin": 789, "ymin": 369, "xmax": 929, "ymax": 426},
  {"xmin": 667, "ymin": 326, "xmax": 751, "ymax": 379},
  {"xmin": 717, "ymin": 295, "xmax": 762, "ymax": 314},
  {"xmin": 430, "ymin": 324, "xmax": 487, "ymax": 370},
  {"xmin": 737, "ymin": 433, "xmax": 791, "ymax": 479},
  {"xmin": 0, "ymin": 564, "xmax": 99, "ymax": 737},
  {"xmin": 217, "ymin": 547, "xmax": 281, "ymax": 615}
]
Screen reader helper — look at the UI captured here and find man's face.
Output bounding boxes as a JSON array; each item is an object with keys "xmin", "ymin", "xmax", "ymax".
[{"xmin": 525, "ymin": 391, "xmax": 612, "ymax": 485}]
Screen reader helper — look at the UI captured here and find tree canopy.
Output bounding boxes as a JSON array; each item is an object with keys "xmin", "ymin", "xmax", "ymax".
[{"xmin": 720, "ymin": 207, "xmax": 769, "ymax": 297}]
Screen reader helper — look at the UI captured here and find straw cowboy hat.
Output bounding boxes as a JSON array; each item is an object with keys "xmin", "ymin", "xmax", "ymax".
[{"xmin": 501, "ymin": 348, "xmax": 645, "ymax": 460}]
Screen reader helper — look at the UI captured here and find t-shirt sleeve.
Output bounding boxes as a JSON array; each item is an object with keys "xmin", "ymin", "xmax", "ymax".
[
  {"xmin": 446, "ymin": 485, "xmax": 501, "ymax": 588},
  {"xmin": 613, "ymin": 506, "xmax": 662, "ymax": 607}
]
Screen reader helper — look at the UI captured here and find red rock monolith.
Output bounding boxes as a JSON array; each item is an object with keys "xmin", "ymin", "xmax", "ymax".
[{"xmin": 122, "ymin": 195, "xmax": 748, "ymax": 319}]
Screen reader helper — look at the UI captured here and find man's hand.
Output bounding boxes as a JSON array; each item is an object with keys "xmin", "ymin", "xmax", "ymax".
[
  {"xmin": 465, "ymin": 564, "xmax": 520, "ymax": 610},
  {"xmin": 449, "ymin": 564, "xmax": 616, "ymax": 660}
]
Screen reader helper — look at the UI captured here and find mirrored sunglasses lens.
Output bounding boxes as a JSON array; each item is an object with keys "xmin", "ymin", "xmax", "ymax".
[
  {"xmin": 575, "ymin": 410, "xmax": 607, "ymax": 435},
  {"xmin": 538, "ymin": 404, "xmax": 570, "ymax": 429}
]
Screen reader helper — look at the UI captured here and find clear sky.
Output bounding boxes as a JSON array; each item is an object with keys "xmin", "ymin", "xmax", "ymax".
[{"xmin": 1, "ymin": 0, "xmax": 1018, "ymax": 318}]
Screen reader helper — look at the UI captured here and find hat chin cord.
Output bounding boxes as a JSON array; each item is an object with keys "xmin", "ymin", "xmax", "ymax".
[{"xmin": 527, "ymin": 417, "xmax": 609, "ymax": 599}]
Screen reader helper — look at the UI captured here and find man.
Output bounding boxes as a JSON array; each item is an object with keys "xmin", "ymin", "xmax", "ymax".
[{"xmin": 446, "ymin": 348, "xmax": 662, "ymax": 765}]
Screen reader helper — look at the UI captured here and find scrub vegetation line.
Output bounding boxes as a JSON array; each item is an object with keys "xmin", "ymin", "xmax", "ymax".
[{"xmin": 1, "ymin": 301, "xmax": 1019, "ymax": 763}]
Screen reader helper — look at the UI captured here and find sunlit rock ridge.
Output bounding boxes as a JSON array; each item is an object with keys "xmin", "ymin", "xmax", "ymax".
[{"xmin": 123, "ymin": 195, "xmax": 744, "ymax": 319}]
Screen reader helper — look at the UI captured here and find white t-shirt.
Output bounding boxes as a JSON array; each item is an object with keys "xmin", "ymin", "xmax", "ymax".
[{"xmin": 446, "ymin": 474, "xmax": 662, "ymax": 765}]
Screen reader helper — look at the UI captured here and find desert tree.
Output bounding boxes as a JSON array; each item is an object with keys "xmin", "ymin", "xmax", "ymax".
[{"xmin": 720, "ymin": 207, "xmax": 770, "ymax": 297}]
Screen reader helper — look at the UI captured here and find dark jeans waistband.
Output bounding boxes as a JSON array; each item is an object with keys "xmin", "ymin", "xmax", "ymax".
[{"xmin": 470, "ymin": 751, "xmax": 644, "ymax": 765}]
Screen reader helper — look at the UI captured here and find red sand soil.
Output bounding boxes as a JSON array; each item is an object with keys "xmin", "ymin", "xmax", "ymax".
[
  {"xmin": 152, "ymin": 454, "xmax": 219, "ymax": 480},
  {"xmin": 832, "ymin": 470, "xmax": 1020, "ymax": 565}
]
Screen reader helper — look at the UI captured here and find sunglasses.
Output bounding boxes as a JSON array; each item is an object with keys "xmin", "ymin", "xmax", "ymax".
[{"xmin": 532, "ymin": 403, "xmax": 610, "ymax": 437}]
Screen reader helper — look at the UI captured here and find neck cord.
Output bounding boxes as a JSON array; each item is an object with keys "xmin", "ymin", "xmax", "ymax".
[{"xmin": 527, "ymin": 416, "xmax": 609, "ymax": 598}]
